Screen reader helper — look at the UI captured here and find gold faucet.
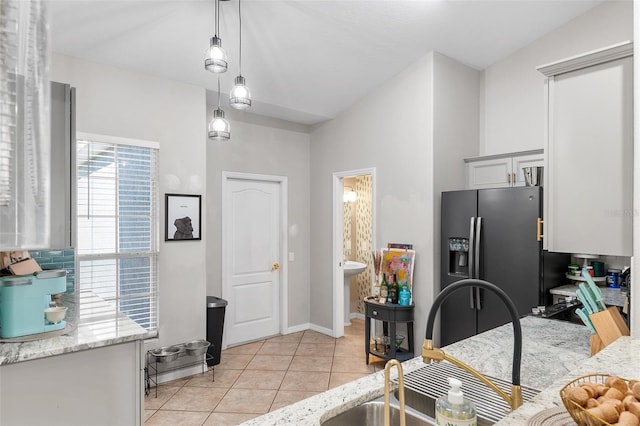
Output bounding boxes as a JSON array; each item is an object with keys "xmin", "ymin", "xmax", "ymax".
[
  {"xmin": 423, "ymin": 279, "xmax": 526, "ymax": 412},
  {"xmin": 384, "ymin": 359, "xmax": 406, "ymax": 426},
  {"xmin": 421, "ymin": 339, "xmax": 522, "ymax": 410}
]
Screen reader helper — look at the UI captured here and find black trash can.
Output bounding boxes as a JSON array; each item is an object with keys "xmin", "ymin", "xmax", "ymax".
[{"xmin": 206, "ymin": 296, "xmax": 227, "ymax": 366}]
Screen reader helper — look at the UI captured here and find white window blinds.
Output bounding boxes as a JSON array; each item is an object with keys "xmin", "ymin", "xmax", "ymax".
[{"xmin": 76, "ymin": 134, "xmax": 159, "ymax": 335}]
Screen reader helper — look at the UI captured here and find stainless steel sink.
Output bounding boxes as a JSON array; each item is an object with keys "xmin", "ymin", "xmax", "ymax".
[
  {"xmin": 397, "ymin": 387, "xmax": 493, "ymax": 426},
  {"xmin": 323, "ymin": 362, "xmax": 541, "ymax": 426},
  {"xmin": 321, "ymin": 397, "xmax": 436, "ymax": 426},
  {"xmin": 398, "ymin": 362, "xmax": 541, "ymax": 425}
]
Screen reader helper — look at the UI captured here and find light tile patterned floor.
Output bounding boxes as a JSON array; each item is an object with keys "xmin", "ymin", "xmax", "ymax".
[{"xmin": 144, "ymin": 319, "xmax": 386, "ymax": 425}]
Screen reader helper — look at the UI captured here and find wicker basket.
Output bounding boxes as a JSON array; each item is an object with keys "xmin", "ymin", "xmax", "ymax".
[{"xmin": 560, "ymin": 374, "xmax": 630, "ymax": 426}]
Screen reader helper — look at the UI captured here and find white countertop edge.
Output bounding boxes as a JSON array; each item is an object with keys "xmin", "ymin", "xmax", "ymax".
[{"xmin": 0, "ymin": 316, "xmax": 151, "ymax": 366}]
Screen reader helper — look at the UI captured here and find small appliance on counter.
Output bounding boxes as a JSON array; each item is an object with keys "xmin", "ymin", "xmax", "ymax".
[{"xmin": 0, "ymin": 269, "xmax": 68, "ymax": 338}]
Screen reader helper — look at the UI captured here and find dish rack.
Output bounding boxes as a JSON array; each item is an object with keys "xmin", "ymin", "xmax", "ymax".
[
  {"xmin": 560, "ymin": 374, "xmax": 630, "ymax": 425},
  {"xmin": 145, "ymin": 340, "xmax": 213, "ymax": 397}
]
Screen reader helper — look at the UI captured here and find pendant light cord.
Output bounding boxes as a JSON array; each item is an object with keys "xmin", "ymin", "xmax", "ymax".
[
  {"xmin": 215, "ymin": 0, "xmax": 219, "ymax": 36},
  {"xmin": 217, "ymin": 76, "xmax": 221, "ymax": 108},
  {"xmin": 238, "ymin": 0, "xmax": 242, "ymax": 76}
]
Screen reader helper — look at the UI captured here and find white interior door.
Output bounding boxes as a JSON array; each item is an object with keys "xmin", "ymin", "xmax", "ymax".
[{"xmin": 223, "ymin": 175, "xmax": 283, "ymax": 346}]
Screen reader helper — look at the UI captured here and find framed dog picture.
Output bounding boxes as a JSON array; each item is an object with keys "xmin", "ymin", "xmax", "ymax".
[{"xmin": 165, "ymin": 194, "xmax": 202, "ymax": 241}]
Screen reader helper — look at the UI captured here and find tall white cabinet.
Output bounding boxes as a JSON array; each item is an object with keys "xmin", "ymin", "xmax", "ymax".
[{"xmin": 538, "ymin": 41, "xmax": 633, "ymax": 256}]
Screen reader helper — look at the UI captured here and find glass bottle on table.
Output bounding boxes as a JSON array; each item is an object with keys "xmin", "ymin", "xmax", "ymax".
[
  {"xmin": 390, "ymin": 273, "xmax": 399, "ymax": 304},
  {"xmin": 379, "ymin": 273, "xmax": 388, "ymax": 303},
  {"xmin": 386, "ymin": 274, "xmax": 394, "ymax": 304}
]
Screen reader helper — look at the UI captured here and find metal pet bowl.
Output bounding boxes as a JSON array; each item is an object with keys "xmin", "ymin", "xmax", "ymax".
[
  {"xmin": 151, "ymin": 345, "xmax": 182, "ymax": 363},
  {"xmin": 184, "ymin": 340, "xmax": 211, "ymax": 357}
]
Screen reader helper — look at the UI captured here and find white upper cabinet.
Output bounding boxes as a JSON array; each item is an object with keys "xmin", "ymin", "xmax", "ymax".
[
  {"xmin": 538, "ymin": 41, "xmax": 633, "ymax": 256},
  {"xmin": 465, "ymin": 150, "xmax": 544, "ymax": 189}
]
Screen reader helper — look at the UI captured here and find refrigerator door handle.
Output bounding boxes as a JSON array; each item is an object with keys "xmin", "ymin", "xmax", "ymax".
[
  {"xmin": 474, "ymin": 216, "xmax": 482, "ymax": 279},
  {"xmin": 469, "ymin": 288, "xmax": 475, "ymax": 309},
  {"xmin": 475, "ymin": 287, "xmax": 482, "ymax": 310},
  {"xmin": 468, "ymin": 217, "xmax": 476, "ymax": 279}
]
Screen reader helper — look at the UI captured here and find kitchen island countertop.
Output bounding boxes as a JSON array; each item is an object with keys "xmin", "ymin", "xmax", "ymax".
[
  {"xmin": 0, "ymin": 291, "xmax": 151, "ymax": 365},
  {"xmin": 496, "ymin": 336, "xmax": 639, "ymax": 425},
  {"xmin": 242, "ymin": 315, "xmax": 593, "ymax": 425}
]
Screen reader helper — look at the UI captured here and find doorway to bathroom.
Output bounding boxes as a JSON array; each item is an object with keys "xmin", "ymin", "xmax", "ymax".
[{"xmin": 332, "ymin": 168, "xmax": 376, "ymax": 338}]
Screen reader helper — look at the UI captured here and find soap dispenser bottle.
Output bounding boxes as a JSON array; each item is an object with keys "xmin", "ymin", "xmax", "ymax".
[{"xmin": 435, "ymin": 377, "xmax": 477, "ymax": 426}]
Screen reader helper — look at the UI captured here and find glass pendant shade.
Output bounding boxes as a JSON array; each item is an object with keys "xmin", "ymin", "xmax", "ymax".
[
  {"xmin": 204, "ymin": 36, "xmax": 227, "ymax": 73},
  {"xmin": 208, "ymin": 108, "xmax": 230, "ymax": 140},
  {"xmin": 229, "ymin": 75, "xmax": 251, "ymax": 110}
]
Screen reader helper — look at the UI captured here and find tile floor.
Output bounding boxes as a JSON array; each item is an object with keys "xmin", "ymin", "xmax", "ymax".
[{"xmin": 144, "ymin": 319, "xmax": 386, "ymax": 425}]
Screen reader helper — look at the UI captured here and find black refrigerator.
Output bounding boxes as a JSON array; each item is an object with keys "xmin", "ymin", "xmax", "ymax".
[{"xmin": 440, "ymin": 187, "xmax": 568, "ymax": 346}]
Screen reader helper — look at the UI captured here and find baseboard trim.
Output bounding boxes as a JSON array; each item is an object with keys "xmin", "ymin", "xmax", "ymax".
[
  {"xmin": 285, "ymin": 323, "xmax": 310, "ymax": 334},
  {"xmin": 308, "ymin": 323, "xmax": 335, "ymax": 337}
]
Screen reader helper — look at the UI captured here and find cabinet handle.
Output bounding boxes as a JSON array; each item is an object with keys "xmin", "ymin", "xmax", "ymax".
[
  {"xmin": 537, "ymin": 218, "xmax": 544, "ymax": 241},
  {"xmin": 512, "ymin": 172, "xmax": 516, "ymax": 184},
  {"xmin": 507, "ymin": 173, "xmax": 511, "ymax": 184}
]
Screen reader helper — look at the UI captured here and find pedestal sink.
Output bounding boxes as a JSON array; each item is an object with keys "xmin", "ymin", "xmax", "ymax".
[{"xmin": 344, "ymin": 261, "xmax": 367, "ymax": 326}]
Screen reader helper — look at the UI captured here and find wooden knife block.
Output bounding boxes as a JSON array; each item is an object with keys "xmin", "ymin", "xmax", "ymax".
[{"xmin": 589, "ymin": 306, "xmax": 630, "ymax": 356}]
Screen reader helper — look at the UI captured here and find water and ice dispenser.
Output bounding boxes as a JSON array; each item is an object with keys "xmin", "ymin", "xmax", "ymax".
[{"xmin": 448, "ymin": 238, "xmax": 469, "ymax": 276}]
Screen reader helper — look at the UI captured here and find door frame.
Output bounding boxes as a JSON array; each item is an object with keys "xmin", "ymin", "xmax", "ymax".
[
  {"xmin": 221, "ymin": 171, "xmax": 289, "ymax": 342},
  {"xmin": 332, "ymin": 167, "xmax": 377, "ymax": 338}
]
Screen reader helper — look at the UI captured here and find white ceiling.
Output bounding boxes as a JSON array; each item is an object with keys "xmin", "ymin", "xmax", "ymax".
[{"xmin": 49, "ymin": 0, "xmax": 604, "ymax": 125}]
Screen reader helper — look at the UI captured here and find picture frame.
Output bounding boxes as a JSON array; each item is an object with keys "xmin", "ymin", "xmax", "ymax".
[{"xmin": 165, "ymin": 194, "xmax": 202, "ymax": 241}]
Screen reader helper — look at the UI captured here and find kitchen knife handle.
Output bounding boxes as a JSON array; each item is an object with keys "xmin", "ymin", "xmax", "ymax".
[{"xmin": 575, "ymin": 308, "xmax": 596, "ymax": 334}]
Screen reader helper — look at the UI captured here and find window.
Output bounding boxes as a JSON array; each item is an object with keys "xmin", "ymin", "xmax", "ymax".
[{"xmin": 76, "ymin": 133, "xmax": 159, "ymax": 335}]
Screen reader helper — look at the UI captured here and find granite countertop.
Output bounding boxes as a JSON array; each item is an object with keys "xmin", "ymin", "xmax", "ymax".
[
  {"xmin": 242, "ymin": 316, "xmax": 593, "ymax": 425},
  {"xmin": 550, "ymin": 283, "xmax": 628, "ymax": 307},
  {"xmin": 496, "ymin": 336, "xmax": 640, "ymax": 425},
  {"xmin": 0, "ymin": 291, "xmax": 150, "ymax": 365}
]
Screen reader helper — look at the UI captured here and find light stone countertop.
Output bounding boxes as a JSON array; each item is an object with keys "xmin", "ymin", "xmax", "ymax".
[
  {"xmin": 242, "ymin": 316, "xmax": 594, "ymax": 425},
  {"xmin": 0, "ymin": 291, "xmax": 151, "ymax": 365},
  {"xmin": 550, "ymin": 283, "xmax": 628, "ymax": 307},
  {"xmin": 495, "ymin": 336, "xmax": 640, "ymax": 425}
]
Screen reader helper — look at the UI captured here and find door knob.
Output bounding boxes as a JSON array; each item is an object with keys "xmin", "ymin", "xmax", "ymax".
[{"xmin": 272, "ymin": 262, "xmax": 280, "ymax": 271}]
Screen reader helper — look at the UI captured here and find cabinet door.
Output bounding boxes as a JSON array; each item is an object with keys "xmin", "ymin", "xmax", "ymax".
[
  {"xmin": 512, "ymin": 154, "xmax": 544, "ymax": 187},
  {"xmin": 546, "ymin": 56, "xmax": 632, "ymax": 256},
  {"xmin": 466, "ymin": 157, "xmax": 512, "ymax": 189},
  {"xmin": 49, "ymin": 82, "xmax": 76, "ymax": 249}
]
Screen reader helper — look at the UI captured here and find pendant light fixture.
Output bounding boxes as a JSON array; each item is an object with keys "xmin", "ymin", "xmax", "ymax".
[
  {"xmin": 209, "ymin": 76, "xmax": 230, "ymax": 140},
  {"xmin": 229, "ymin": 0, "xmax": 251, "ymax": 110},
  {"xmin": 204, "ymin": 0, "xmax": 227, "ymax": 73}
]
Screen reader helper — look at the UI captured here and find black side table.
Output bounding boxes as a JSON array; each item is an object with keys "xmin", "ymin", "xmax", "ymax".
[{"xmin": 364, "ymin": 296, "xmax": 415, "ymax": 364}]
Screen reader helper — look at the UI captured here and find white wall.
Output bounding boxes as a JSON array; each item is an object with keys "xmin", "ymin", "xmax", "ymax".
[
  {"xmin": 205, "ymin": 110, "xmax": 311, "ymax": 332},
  {"xmin": 481, "ymin": 0, "xmax": 633, "ymax": 155},
  {"xmin": 432, "ymin": 53, "xmax": 481, "ymax": 342},
  {"xmin": 310, "ymin": 52, "xmax": 480, "ymax": 347},
  {"xmin": 310, "ymin": 54, "xmax": 433, "ymax": 335},
  {"xmin": 51, "ymin": 54, "xmax": 208, "ymax": 349}
]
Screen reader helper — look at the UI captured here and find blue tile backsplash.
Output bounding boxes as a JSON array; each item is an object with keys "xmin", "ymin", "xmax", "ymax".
[{"xmin": 30, "ymin": 249, "xmax": 75, "ymax": 293}]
